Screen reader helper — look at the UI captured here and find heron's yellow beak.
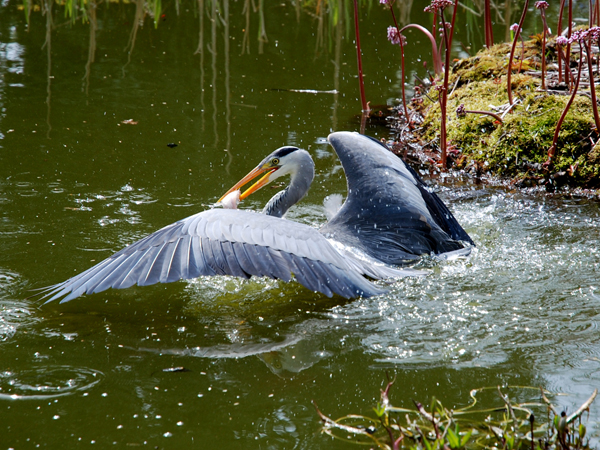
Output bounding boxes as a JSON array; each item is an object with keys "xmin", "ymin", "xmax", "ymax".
[{"xmin": 218, "ymin": 165, "xmax": 278, "ymax": 203}]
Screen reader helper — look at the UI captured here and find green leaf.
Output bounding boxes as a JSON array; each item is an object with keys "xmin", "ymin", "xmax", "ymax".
[
  {"xmin": 373, "ymin": 402, "xmax": 386, "ymax": 418},
  {"xmin": 505, "ymin": 432, "xmax": 515, "ymax": 450},
  {"xmin": 579, "ymin": 423, "xmax": 586, "ymax": 440},
  {"xmin": 460, "ymin": 429, "xmax": 472, "ymax": 447},
  {"xmin": 446, "ymin": 427, "xmax": 460, "ymax": 448},
  {"xmin": 423, "ymin": 437, "xmax": 433, "ymax": 450}
]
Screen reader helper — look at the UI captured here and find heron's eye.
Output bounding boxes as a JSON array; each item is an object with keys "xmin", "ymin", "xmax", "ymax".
[{"xmin": 271, "ymin": 158, "xmax": 280, "ymax": 166}]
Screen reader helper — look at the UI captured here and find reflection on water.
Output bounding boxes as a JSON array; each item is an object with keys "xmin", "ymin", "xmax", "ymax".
[{"xmin": 134, "ymin": 318, "xmax": 333, "ymax": 377}]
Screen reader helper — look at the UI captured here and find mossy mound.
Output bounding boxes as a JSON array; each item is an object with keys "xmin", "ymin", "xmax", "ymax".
[
  {"xmin": 416, "ymin": 38, "xmax": 599, "ymax": 189},
  {"xmin": 451, "ymin": 41, "xmax": 538, "ymax": 83}
]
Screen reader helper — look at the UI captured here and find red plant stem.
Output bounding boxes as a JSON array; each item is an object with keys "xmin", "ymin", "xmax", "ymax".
[
  {"xmin": 435, "ymin": 2, "xmax": 458, "ymax": 170},
  {"xmin": 447, "ymin": 1, "xmax": 459, "ymax": 56},
  {"xmin": 557, "ymin": 0, "xmax": 566, "ymax": 83},
  {"xmin": 556, "ymin": 45, "xmax": 576, "ymax": 83},
  {"xmin": 565, "ymin": 0, "xmax": 573, "ymax": 89},
  {"xmin": 507, "ymin": 0, "xmax": 529, "ymax": 105},
  {"xmin": 518, "ymin": 36, "xmax": 524, "ymax": 73},
  {"xmin": 400, "ymin": 24, "xmax": 442, "ymax": 74},
  {"xmin": 540, "ymin": 9, "xmax": 550, "ymax": 34},
  {"xmin": 352, "ymin": 0, "xmax": 369, "ymax": 113},
  {"xmin": 432, "ymin": 10, "xmax": 438, "ymax": 49},
  {"xmin": 388, "ymin": 5, "xmax": 409, "ymax": 123},
  {"xmin": 439, "ymin": 12, "xmax": 450, "ymax": 169},
  {"xmin": 464, "ymin": 109, "xmax": 504, "ymax": 123},
  {"xmin": 557, "ymin": 0, "xmax": 566, "ymax": 34},
  {"xmin": 484, "ymin": 0, "xmax": 493, "ymax": 48},
  {"xmin": 584, "ymin": 40, "xmax": 600, "ymax": 132},
  {"xmin": 547, "ymin": 44, "xmax": 583, "ymax": 164},
  {"xmin": 540, "ymin": 10, "xmax": 548, "ymax": 89},
  {"xmin": 540, "ymin": 9, "xmax": 548, "ymax": 90}
]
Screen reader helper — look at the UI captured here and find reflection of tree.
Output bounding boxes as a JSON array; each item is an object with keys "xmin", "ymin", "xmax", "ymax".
[
  {"xmin": 194, "ymin": 0, "xmax": 206, "ymax": 131},
  {"xmin": 331, "ymin": 0, "xmax": 342, "ymax": 131},
  {"xmin": 257, "ymin": 0, "xmax": 267, "ymax": 54},
  {"xmin": 223, "ymin": 0, "xmax": 233, "ymax": 174},
  {"xmin": 210, "ymin": 0, "xmax": 218, "ymax": 148},
  {"xmin": 42, "ymin": 0, "xmax": 52, "ymax": 138},
  {"xmin": 82, "ymin": 0, "xmax": 97, "ymax": 96},
  {"xmin": 123, "ymin": 0, "xmax": 145, "ymax": 75},
  {"xmin": 240, "ymin": 0, "xmax": 251, "ymax": 55}
]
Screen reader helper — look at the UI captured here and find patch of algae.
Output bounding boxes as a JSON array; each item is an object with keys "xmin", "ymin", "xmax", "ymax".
[{"xmin": 418, "ymin": 41, "xmax": 599, "ymax": 188}]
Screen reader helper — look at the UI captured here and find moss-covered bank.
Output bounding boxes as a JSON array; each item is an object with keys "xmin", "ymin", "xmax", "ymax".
[{"xmin": 410, "ymin": 38, "xmax": 600, "ymax": 190}]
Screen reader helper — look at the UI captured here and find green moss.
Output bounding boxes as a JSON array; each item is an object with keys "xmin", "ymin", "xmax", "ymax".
[{"xmin": 418, "ymin": 39, "xmax": 599, "ymax": 188}]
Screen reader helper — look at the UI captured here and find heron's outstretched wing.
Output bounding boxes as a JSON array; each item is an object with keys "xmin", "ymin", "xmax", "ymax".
[
  {"xmin": 321, "ymin": 132, "xmax": 473, "ymax": 266},
  {"xmin": 38, "ymin": 209, "xmax": 410, "ymax": 304}
]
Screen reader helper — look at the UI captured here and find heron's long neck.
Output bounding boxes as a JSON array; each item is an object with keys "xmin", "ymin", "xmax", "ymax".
[{"xmin": 263, "ymin": 152, "xmax": 314, "ymax": 218}]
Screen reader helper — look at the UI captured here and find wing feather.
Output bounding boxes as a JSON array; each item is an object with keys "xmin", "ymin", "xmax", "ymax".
[
  {"xmin": 87, "ymin": 252, "xmax": 141, "ymax": 293},
  {"xmin": 243, "ymin": 245, "xmax": 271, "ymax": 278},
  {"xmin": 167, "ymin": 236, "xmax": 190, "ymax": 282},
  {"xmin": 39, "ymin": 208, "xmax": 408, "ymax": 303},
  {"xmin": 265, "ymin": 248, "xmax": 292, "ymax": 282},
  {"xmin": 230, "ymin": 241, "xmax": 260, "ymax": 278},
  {"xmin": 323, "ymin": 132, "xmax": 473, "ymax": 262},
  {"xmin": 189, "ymin": 236, "xmax": 217, "ymax": 277},
  {"xmin": 219, "ymin": 241, "xmax": 250, "ymax": 279},
  {"xmin": 140, "ymin": 244, "xmax": 172, "ymax": 286}
]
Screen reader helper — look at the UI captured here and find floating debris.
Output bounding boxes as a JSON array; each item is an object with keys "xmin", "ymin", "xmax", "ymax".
[
  {"xmin": 271, "ymin": 88, "xmax": 338, "ymax": 94},
  {"xmin": 162, "ymin": 367, "xmax": 191, "ymax": 373}
]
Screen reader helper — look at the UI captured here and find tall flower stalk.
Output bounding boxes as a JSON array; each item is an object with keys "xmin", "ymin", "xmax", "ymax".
[
  {"xmin": 557, "ymin": 0, "xmax": 574, "ymax": 88},
  {"xmin": 507, "ymin": 0, "xmax": 529, "ymax": 106},
  {"xmin": 582, "ymin": 27, "xmax": 600, "ymax": 133},
  {"xmin": 546, "ymin": 32, "xmax": 584, "ymax": 166},
  {"xmin": 565, "ymin": 0, "xmax": 573, "ymax": 89},
  {"xmin": 383, "ymin": 1, "xmax": 409, "ymax": 124},
  {"xmin": 557, "ymin": 0, "xmax": 566, "ymax": 83},
  {"xmin": 484, "ymin": 0, "xmax": 493, "ymax": 48},
  {"xmin": 535, "ymin": 1, "xmax": 550, "ymax": 90},
  {"xmin": 352, "ymin": 0, "xmax": 369, "ymax": 113},
  {"xmin": 399, "ymin": 24, "xmax": 442, "ymax": 74},
  {"xmin": 425, "ymin": 0, "xmax": 457, "ymax": 169}
]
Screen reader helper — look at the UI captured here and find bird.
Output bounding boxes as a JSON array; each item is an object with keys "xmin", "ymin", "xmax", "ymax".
[{"xmin": 37, "ymin": 131, "xmax": 474, "ymax": 304}]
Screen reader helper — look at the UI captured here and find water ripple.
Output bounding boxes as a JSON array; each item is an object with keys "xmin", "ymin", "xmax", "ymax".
[
  {"xmin": 0, "ymin": 365, "xmax": 104, "ymax": 400},
  {"xmin": 330, "ymin": 191, "xmax": 600, "ymax": 370}
]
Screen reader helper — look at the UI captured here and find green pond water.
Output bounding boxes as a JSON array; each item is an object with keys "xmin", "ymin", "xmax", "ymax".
[{"xmin": 1, "ymin": 1, "xmax": 599, "ymax": 448}]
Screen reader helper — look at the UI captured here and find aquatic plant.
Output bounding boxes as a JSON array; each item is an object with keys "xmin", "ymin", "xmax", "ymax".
[
  {"xmin": 456, "ymin": 103, "xmax": 503, "ymax": 124},
  {"xmin": 382, "ymin": 0, "xmax": 409, "ymax": 124},
  {"xmin": 314, "ymin": 377, "xmax": 597, "ymax": 450},
  {"xmin": 536, "ymin": 1, "xmax": 550, "ymax": 90},
  {"xmin": 547, "ymin": 27, "xmax": 600, "ymax": 167},
  {"xmin": 582, "ymin": 27, "xmax": 600, "ymax": 134},
  {"xmin": 483, "ymin": 0, "xmax": 493, "ymax": 48},
  {"xmin": 560, "ymin": 0, "xmax": 574, "ymax": 89},
  {"xmin": 507, "ymin": 0, "xmax": 529, "ymax": 106},
  {"xmin": 424, "ymin": 0, "xmax": 458, "ymax": 169},
  {"xmin": 353, "ymin": 0, "xmax": 369, "ymax": 113}
]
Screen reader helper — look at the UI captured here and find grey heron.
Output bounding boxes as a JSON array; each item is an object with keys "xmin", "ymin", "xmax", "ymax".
[{"xmin": 38, "ymin": 131, "xmax": 474, "ymax": 303}]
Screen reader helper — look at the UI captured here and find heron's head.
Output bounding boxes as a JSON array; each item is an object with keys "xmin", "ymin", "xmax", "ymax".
[{"xmin": 218, "ymin": 146, "xmax": 312, "ymax": 203}]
